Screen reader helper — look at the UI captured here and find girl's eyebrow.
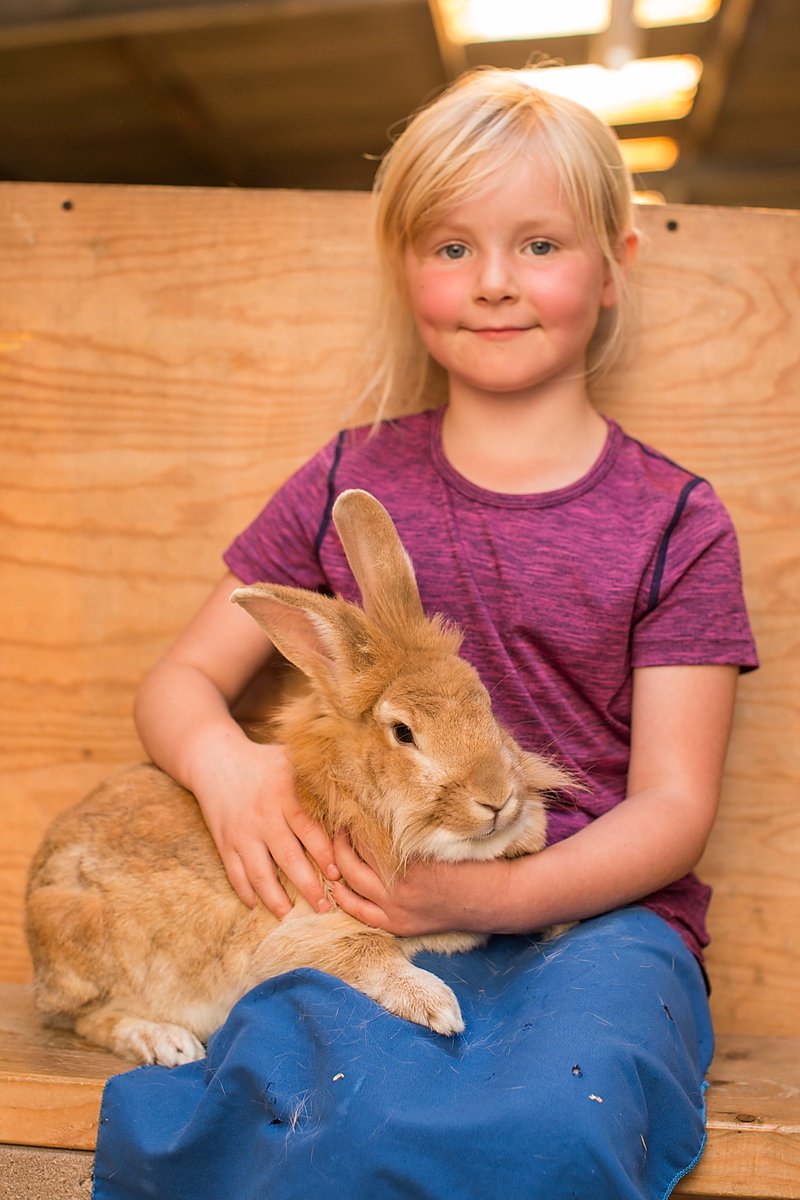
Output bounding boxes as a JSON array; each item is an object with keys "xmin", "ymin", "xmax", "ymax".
[
  {"xmin": 427, "ymin": 208, "xmax": 574, "ymax": 237},
  {"xmin": 422, "ymin": 219, "xmax": 473, "ymax": 238}
]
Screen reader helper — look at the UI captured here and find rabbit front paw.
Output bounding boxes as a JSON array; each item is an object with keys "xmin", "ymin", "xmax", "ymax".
[{"xmin": 370, "ymin": 963, "xmax": 465, "ymax": 1036}]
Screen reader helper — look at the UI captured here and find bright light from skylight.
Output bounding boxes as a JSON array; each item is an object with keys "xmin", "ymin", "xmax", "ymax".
[
  {"xmin": 635, "ymin": 0, "xmax": 720, "ymax": 27},
  {"xmin": 618, "ymin": 136, "xmax": 681, "ymax": 173},
  {"xmin": 438, "ymin": 0, "xmax": 610, "ymax": 43},
  {"xmin": 520, "ymin": 56, "xmax": 702, "ymax": 125},
  {"xmin": 437, "ymin": 0, "xmax": 720, "ymax": 43}
]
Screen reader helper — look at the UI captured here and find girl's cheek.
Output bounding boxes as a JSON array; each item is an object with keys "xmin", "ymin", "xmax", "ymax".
[
  {"xmin": 412, "ymin": 273, "xmax": 462, "ymax": 325},
  {"xmin": 538, "ymin": 266, "xmax": 606, "ymax": 320}
]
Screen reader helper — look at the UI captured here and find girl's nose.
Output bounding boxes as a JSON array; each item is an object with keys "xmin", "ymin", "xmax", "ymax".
[{"xmin": 475, "ymin": 252, "xmax": 518, "ymax": 303}]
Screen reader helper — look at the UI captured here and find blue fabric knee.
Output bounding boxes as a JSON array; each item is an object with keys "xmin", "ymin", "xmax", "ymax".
[{"xmin": 92, "ymin": 907, "xmax": 712, "ymax": 1200}]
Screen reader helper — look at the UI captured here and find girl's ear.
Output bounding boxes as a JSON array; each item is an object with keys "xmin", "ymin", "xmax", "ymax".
[
  {"xmin": 332, "ymin": 489, "xmax": 426, "ymax": 632},
  {"xmin": 617, "ymin": 227, "xmax": 640, "ymax": 271},
  {"xmin": 600, "ymin": 227, "xmax": 640, "ymax": 309}
]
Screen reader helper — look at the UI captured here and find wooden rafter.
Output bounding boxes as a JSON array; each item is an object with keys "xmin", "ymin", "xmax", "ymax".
[
  {"xmin": 111, "ymin": 34, "xmax": 255, "ymax": 186},
  {"xmin": 0, "ymin": 0, "xmax": 406, "ymax": 49},
  {"xmin": 426, "ymin": 0, "xmax": 469, "ymax": 80},
  {"xmin": 589, "ymin": 0, "xmax": 645, "ymax": 71},
  {"xmin": 684, "ymin": 0, "xmax": 758, "ymax": 150}
]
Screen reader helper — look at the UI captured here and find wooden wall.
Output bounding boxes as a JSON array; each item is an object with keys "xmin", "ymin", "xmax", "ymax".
[{"xmin": 0, "ymin": 183, "xmax": 798, "ymax": 1038}]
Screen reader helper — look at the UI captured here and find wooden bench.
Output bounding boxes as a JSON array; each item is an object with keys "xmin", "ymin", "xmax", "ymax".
[{"xmin": 0, "ymin": 183, "xmax": 798, "ymax": 1200}]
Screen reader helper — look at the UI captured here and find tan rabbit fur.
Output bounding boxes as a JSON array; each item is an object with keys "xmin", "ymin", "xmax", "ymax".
[{"xmin": 26, "ymin": 489, "xmax": 571, "ymax": 1066}]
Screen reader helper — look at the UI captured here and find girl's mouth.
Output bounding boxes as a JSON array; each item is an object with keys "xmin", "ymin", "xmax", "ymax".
[{"xmin": 468, "ymin": 326, "xmax": 534, "ymax": 340}]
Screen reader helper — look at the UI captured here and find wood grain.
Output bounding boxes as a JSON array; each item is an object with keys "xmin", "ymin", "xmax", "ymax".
[
  {"xmin": 677, "ymin": 1037, "xmax": 800, "ymax": 1197},
  {"xmin": 597, "ymin": 204, "xmax": 800, "ymax": 1042},
  {"xmin": 1, "ymin": 185, "xmax": 799, "ymax": 1051},
  {"xmin": 0, "ymin": 984, "xmax": 125, "ymax": 1152}
]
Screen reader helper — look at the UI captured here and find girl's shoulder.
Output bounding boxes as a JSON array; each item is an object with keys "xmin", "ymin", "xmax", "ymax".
[
  {"xmin": 289, "ymin": 408, "xmax": 436, "ymax": 483},
  {"xmin": 339, "ymin": 408, "xmax": 437, "ymax": 457},
  {"xmin": 614, "ymin": 422, "xmax": 705, "ymax": 496},
  {"xmin": 611, "ymin": 421, "xmax": 730, "ymax": 525},
  {"xmin": 312, "ymin": 408, "xmax": 440, "ymax": 498}
]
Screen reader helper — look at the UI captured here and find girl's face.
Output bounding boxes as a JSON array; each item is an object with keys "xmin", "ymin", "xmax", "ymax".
[{"xmin": 402, "ymin": 154, "xmax": 626, "ymax": 409}]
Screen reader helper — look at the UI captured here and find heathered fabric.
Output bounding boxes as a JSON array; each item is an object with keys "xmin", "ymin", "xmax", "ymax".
[{"xmin": 224, "ymin": 408, "xmax": 758, "ymax": 962}]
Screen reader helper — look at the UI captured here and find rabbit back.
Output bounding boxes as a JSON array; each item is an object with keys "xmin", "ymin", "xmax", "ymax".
[
  {"xmin": 25, "ymin": 760, "xmax": 476, "ymax": 1059},
  {"xmin": 25, "ymin": 764, "xmax": 281, "ymax": 1043}
]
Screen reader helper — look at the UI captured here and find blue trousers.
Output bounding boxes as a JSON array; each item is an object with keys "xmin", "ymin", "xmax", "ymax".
[{"xmin": 92, "ymin": 907, "xmax": 712, "ymax": 1200}]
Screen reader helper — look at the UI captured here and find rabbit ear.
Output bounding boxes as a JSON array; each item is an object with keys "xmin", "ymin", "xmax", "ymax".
[
  {"xmin": 331, "ymin": 489, "xmax": 425, "ymax": 631},
  {"xmin": 231, "ymin": 583, "xmax": 372, "ymax": 686}
]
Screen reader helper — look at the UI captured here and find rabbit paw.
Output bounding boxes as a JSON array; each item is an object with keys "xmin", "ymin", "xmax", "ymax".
[
  {"xmin": 373, "ymin": 965, "xmax": 465, "ymax": 1036},
  {"xmin": 121, "ymin": 1018, "xmax": 206, "ymax": 1067},
  {"xmin": 540, "ymin": 921, "xmax": 577, "ymax": 942}
]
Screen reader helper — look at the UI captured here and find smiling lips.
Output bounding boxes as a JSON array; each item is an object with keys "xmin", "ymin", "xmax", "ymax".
[{"xmin": 467, "ymin": 326, "xmax": 535, "ymax": 340}]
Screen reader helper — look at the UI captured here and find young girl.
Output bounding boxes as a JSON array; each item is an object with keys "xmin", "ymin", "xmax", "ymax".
[{"xmin": 100, "ymin": 68, "xmax": 757, "ymax": 1200}]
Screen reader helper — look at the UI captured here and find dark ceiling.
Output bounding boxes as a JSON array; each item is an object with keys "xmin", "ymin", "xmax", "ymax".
[{"xmin": 1, "ymin": 0, "xmax": 798, "ymax": 209}]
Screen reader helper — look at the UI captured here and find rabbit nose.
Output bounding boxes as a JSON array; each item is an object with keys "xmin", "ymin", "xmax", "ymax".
[
  {"xmin": 477, "ymin": 794, "xmax": 512, "ymax": 815},
  {"xmin": 477, "ymin": 795, "xmax": 515, "ymax": 831},
  {"xmin": 470, "ymin": 755, "xmax": 511, "ymax": 808}
]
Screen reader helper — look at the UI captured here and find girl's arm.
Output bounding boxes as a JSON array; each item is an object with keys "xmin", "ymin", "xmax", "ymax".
[
  {"xmin": 134, "ymin": 572, "xmax": 337, "ymax": 915},
  {"xmin": 329, "ymin": 664, "xmax": 739, "ymax": 935}
]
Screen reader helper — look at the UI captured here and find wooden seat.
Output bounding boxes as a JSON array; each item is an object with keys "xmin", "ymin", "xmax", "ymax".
[
  {"xmin": 1, "ymin": 983, "xmax": 798, "ymax": 1196},
  {"xmin": 1, "ymin": 183, "xmax": 798, "ymax": 1199},
  {"xmin": 0, "ymin": 985, "xmax": 119, "ymax": 1154}
]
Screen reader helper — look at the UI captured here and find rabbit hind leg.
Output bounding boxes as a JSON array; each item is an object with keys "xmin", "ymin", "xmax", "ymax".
[{"xmin": 74, "ymin": 1002, "xmax": 205, "ymax": 1066}]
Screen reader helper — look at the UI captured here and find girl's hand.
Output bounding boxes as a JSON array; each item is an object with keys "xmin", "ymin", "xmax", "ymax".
[
  {"xmin": 330, "ymin": 832, "xmax": 512, "ymax": 937},
  {"xmin": 133, "ymin": 571, "xmax": 342, "ymax": 918},
  {"xmin": 192, "ymin": 739, "xmax": 339, "ymax": 918}
]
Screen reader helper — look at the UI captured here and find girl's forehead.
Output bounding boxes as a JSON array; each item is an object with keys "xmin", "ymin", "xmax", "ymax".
[{"xmin": 417, "ymin": 153, "xmax": 578, "ymax": 233}]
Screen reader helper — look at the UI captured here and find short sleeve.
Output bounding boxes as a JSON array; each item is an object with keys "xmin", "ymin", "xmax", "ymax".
[
  {"xmin": 632, "ymin": 481, "xmax": 758, "ymax": 672},
  {"xmin": 222, "ymin": 435, "xmax": 342, "ymax": 590}
]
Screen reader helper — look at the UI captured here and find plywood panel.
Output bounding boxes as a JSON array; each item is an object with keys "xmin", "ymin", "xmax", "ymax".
[
  {"xmin": 594, "ymin": 204, "xmax": 800, "ymax": 1038},
  {"xmin": 0, "ymin": 182, "xmax": 377, "ymax": 980},
  {"xmin": 0, "ymin": 185, "xmax": 798, "ymax": 1044}
]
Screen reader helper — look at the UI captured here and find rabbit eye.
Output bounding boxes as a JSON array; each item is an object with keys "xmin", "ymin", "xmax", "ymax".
[{"xmin": 392, "ymin": 722, "xmax": 416, "ymax": 746}]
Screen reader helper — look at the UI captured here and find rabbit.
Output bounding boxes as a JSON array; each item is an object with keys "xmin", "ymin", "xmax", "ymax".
[{"xmin": 25, "ymin": 489, "xmax": 572, "ymax": 1067}]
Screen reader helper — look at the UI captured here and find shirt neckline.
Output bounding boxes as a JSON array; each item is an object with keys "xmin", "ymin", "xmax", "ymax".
[{"xmin": 427, "ymin": 406, "xmax": 623, "ymax": 508}]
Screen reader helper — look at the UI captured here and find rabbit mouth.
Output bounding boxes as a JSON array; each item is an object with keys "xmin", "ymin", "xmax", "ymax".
[
  {"xmin": 469, "ymin": 796, "xmax": 525, "ymax": 843},
  {"xmin": 418, "ymin": 807, "xmax": 523, "ymax": 861}
]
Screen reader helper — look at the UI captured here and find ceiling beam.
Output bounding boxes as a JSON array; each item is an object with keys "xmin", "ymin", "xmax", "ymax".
[
  {"xmin": 589, "ymin": 0, "xmax": 645, "ymax": 71},
  {"xmin": 111, "ymin": 34, "xmax": 255, "ymax": 186},
  {"xmin": 684, "ymin": 0, "xmax": 758, "ymax": 151},
  {"xmin": 0, "ymin": 0, "xmax": 408, "ymax": 49},
  {"xmin": 657, "ymin": 155, "xmax": 800, "ymax": 206},
  {"xmin": 426, "ymin": 0, "xmax": 469, "ymax": 80}
]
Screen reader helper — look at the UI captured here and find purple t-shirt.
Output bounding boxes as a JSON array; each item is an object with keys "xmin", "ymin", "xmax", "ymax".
[{"xmin": 225, "ymin": 409, "xmax": 758, "ymax": 962}]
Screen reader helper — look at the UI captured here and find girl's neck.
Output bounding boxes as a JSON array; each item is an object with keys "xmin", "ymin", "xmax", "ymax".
[{"xmin": 440, "ymin": 388, "xmax": 608, "ymax": 495}]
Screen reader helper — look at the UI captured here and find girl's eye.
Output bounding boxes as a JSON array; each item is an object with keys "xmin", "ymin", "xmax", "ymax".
[
  {"xmin": 392, "ymin": 723, "xmax": 416, "ymax": 746},
  {"xmin": 528, "ymin": 240, "xmax": 555, "ymax": 256},
  {"xmin": 439, "ymin": 243, "xmax": 468, "ymax": 260}
]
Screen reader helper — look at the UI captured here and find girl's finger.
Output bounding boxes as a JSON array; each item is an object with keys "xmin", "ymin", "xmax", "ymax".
[
  {"xmin": 222, "ymin": 848, "xmax": 258, "ymax": 909},
  {"xmin": 332, "ymin": 832, "xmax": 384, "ymax": 898},
  {"xmin": 239, "ymin": 843, "xmax": 295, "ymax": 918},
  {"xmin": 329, "ymin": 878, "xmax": 390, "ymax": 930},
  {"xmin": 265, "ymin": 826, "xmax": 332, "ymax": 913},
  {"xmin": 286, "ymin": 804, "xmax": 339, "ymax": 881}
]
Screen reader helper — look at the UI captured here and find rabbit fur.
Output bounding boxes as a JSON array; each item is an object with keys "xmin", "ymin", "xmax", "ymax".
[{"xmin": 25, "ymin": 489, "xmax": 571, "ymax": 1066}]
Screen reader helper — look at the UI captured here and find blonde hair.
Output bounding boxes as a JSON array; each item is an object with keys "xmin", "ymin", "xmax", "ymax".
[{"xmin": 364, "ymin": 67, "xmax": 637, "ymax": 421}]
